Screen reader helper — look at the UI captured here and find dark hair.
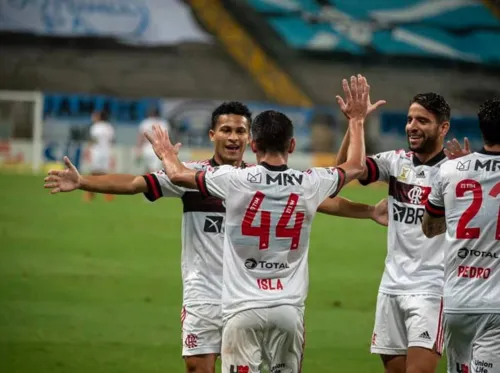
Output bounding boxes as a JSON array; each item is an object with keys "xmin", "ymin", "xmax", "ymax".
[
  {"xmin": 95, "ymin": 110, "xmax": 109, "ymax": 122},
  {"xmin": 411, "ymin": 93, "xmax": 450, "ymax": 123},
  {"xmin": 478, "ymin": 98, "xmax": 500, "ymax": 146},
  {"xmin": 148, "ymin": 106, "xmax": 161, "ymax": 117},
  {"xmin": 251, "ymin": 110, "xmax": 294, "ymax": 154},
  {"xmin": 211, "ymin": 101, "xmax": 252, "ymax": 130}
]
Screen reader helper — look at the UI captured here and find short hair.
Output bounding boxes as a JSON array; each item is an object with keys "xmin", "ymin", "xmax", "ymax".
[
  {"xmin": 411, "ymin": 93, "xmax": 451, "ymax": 123},
  {"xmin": 148, "ymin": 106, "xmax": 161, "ymax": 117},
  {"xmin": 477, "ymin": 98, "xmax": 500, "ymax": 146},
  {"xmin": 95, "ymin": 110, "xmax": 109, "ymax": 122},
  {"xmin": 251, "ymin": 110, "xmax": 294, "ymax": 154},
  {"xmin": 211, "ymin": 101, "xmax": 252, "ymax": 130}
]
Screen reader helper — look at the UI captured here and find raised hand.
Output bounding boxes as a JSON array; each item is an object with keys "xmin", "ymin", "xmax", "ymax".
[
  {"xmin": 44, "ymin": 156, "xmax": 82, "ymax": 194},
  {"xmin": 144, "ymin": 124, "xmax": 182, "ymax": 161},
  {"xmin": 444, "ymin": 138, "xmax": 471, "ymax": 160},
  {"xmin": 336, "ymin": 74, "xmax": 386, "ymax": 119}
]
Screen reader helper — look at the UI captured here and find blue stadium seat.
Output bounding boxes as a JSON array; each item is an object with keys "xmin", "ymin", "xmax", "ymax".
[{"xmin": 247, "ymin": 0, "xmax": 500, "ymax": 65}]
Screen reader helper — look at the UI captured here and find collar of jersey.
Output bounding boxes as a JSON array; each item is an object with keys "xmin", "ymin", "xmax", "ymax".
[
  {"xmin": 412, "ymin": 149, "xmax": 446, "ymax": 167},
  {"xmin": 259, "ymin": 162, "xmax": 288, "ymax": 171},
  {"xmin": 209, "ymin": 156, "xmax": 248, "ymax": 168},
  {"xmin": 478, "ymin": 148, "xmax": 500, "ymax": 156}
]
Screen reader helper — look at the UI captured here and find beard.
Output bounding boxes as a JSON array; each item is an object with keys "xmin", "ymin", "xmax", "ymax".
[{"xmin": 407, "ymin": 134, "xmax": 440, "ymax": 154}]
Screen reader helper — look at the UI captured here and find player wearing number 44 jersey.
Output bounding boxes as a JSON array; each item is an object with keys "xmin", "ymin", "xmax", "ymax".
[
  {"xmin": 423, "ymin": 98, "xmax": 500, "ymax": 373},
  {"xmin": 336, "ymin": 87, "xmax": 452, "ymax": 373},
  {"xmin": 44, "ymin": 100, "xmax": 387, "ymax": 373},
  {"xmin": 145, "ymin": 75, "xmax": 372, "ymax": 373}
]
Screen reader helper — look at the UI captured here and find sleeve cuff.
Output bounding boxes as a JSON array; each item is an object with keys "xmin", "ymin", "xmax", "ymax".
[
  {"xmin": 195, "ymin": 171, "xmax": 210, "ymax": 197},
  {"xmin": 142, "ymin": 174, "xmax": 162, "ymax": 201},
  {"xmin": 425, "ymin": 200, "xmax": 445, "ymax": 217},
  {"xmin": 359, "ymin": 157, "xmax": 379, "ymax": 186},
  {"xmin": 329, "ymin": 167, "xmax": 346, "ymax": 198}
]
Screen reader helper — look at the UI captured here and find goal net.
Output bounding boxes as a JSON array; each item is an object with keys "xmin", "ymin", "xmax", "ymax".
[{"xmin": 0, "ymin": 91, "xmax": 43, "ymax": 173}]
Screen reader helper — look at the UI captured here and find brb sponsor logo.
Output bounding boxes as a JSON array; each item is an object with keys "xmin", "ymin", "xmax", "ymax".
[
  {"xmin": 474, "ymin": 359, "xmax": 494, "ymax": 373},
  {"xmin": 457, "ymin": 265, "xmax": 491, "ymax": 279},
  {"xmin": 245, "ymin": 258, "xmax": 289, "ymax": 270},
  {"xmin": 230, "ymin": 365, "xmax": 249, "ymax": 373},
  {"xmin": 457, "ymin": 248, "xmax": 499, "ymax": 260},
  {"xmin": 393, "ymin": 203, "xmax": 425, "ymax": 225}
]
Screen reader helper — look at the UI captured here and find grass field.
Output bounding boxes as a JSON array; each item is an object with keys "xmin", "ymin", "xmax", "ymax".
[{"xmin": 0, "ymin": 173, "xmax": 447, "ymax": 373}]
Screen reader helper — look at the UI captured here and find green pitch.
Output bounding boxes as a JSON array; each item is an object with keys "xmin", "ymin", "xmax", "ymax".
[{"xmin": 0, "ymin": 173, "xmax": 446, "ymax": 372}]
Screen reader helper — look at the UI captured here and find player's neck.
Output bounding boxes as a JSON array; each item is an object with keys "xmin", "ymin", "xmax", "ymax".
[
  {"xmin": 213, "ymin": 154, "xmax": 243, "ymax": 167},
  {"xmin": 484, "ymin": 144, "xmax": 500, "ymax": 153},
  {"xmin": 413, "ymin": 147, "xmax": 443, "ymax": 164},
  {"xmin": 257, "ymin": 152, "xmax": 288, "ymax": 166}
]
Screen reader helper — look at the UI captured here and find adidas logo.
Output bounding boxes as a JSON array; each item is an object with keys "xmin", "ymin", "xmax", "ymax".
[
  {"xmin": 416, "ymin": 171, "xmax": 426, "ymax": 178},
  {"xmin": 418, "ymin": 331, "xmax": 431, "ymax": 340}
]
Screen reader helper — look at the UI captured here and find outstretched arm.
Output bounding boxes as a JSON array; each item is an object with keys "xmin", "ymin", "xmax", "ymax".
[
  {"xmin": 44, "ymin": 156, "xmax": 147, "ymax": 194},
  {"xmin": 318, "ymin": 197, "xmax": 388, "ymax": 226}
]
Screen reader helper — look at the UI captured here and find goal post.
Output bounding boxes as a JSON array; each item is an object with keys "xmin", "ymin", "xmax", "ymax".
[{"xmin": 0, "ymin": 90, "xmax": 44, "ymax": 173}]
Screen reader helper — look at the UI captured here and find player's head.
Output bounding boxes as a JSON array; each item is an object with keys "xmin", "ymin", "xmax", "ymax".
[
  {"xmin": 91, "ymin": 110, "xmax": 109, "ymax": 123},
  {"xmin": 209, "ymin": 101, "xmax": 252, "ymax": 164},
  {"xmin": 406, "ymin": 93, "xmax": 450, "ymax": 154},
  {"xmin": 250, "ymin": 110, "xmax": 295, "ymax": 156},
  {"xmin": 147, "ymin": 107, "xmax": 161, "ymax": 118},
  {"xmin": 478, "ymin": 98, "xmax": 500, "ymax": 147}
]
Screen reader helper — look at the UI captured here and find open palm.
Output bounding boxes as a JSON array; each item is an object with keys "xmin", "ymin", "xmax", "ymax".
[
  {"xmin": 336, "ymin": 74, "xmax": 386, "ymax": 119},
  {"xmin": 44, "ymin": 156, "xmax": 82, "ymax": 194}
]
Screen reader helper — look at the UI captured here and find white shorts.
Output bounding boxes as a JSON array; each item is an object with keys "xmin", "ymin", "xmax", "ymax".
[
  {"xmin": 221, "ymin": 305, "xmax": 305, "ymax": 373},
  {"xmin": 371, "ymin": 293, "xmax": 444, "ymax": 356},
  {"xmin": 142, "ymin": 148, "xmax": 162, "ymax": 172},
  {"xmin": 445, "ymin": 313, "xmax": 500, "ymax": 373},
  {"xmin": 89, "ymin": 148, "xmax": 111, "ymax": 173},
  {"xmin": 181, "ymin": 304, "xmax": 222, "ymax": 357}
]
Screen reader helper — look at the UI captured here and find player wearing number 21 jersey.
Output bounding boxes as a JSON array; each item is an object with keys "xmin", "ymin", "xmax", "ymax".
[
  {"xmin": 423, "ymin": 98, "xmax": 500, "ymax": 373},
  {"xmin": 146, "ymin": 76, "xmax": 370, "ymax": 373}
]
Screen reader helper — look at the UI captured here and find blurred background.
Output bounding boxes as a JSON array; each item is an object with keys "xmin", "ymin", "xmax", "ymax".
[
  {"xmin": 1, "ymin": 0, "xmax": 499, "ymax": 172},
  {"xmin": 1, "ymin": 1, "xmax": 500, "ymax": 372}
]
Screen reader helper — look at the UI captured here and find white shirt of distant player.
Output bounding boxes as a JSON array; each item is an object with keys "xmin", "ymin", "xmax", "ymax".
[
  {"xmin": 197, "ymin": 164, "xmax": 345, "ymax": 320},
  {"xmin": 427, "ymin": 150, "xmax": 500, "ymax": 313},
  {"xmin": 139, "ymin": 117, "xmax": 170, "ymax": 155},
  {"xmin": 89, "ymin": 121, "xmax": 114, "ymax": 154},
  {"xmin": 363, "ymin": 150, "xmax": 446, "ymax": 296}
]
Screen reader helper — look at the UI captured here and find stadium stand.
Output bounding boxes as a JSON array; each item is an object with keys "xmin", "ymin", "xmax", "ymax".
[
  {"xmin": 0, "ymin": 38, "xmax": 266, "ymax": 101},
  {"xmin": 246, "ymin": 0, "xmax": 500, "ymax": 65}
]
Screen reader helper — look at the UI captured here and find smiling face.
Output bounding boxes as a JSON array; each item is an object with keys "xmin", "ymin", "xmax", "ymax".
[
  {"xmin": 406, "ymin": 103, "xmax": 448, "ymax": 154},
  {"xmin": 209, "ymin": 114, "xmax": 250, "ymax": 165}
]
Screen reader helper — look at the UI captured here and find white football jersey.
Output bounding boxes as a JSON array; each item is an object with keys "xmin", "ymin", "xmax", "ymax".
[
  {"xmin": 361, "ymin": 150, "xmax": 446, "ymax": 296},
  {"xmin": 426, "ymin": 149, "xmax": 500, "ymax": 313},
  {"xmin": 89, "ymin": 121, "xmax": 114, "ymax": 152},
  {"xmin": 195, "ymin": 163, "xmax": 346, "ymax": 319},
  {"xmin": 143, "ymin": 158, "xmax": 251, "ymax": 306},
  {"xmin": 139, "ymin": 117, "xmax": 170, "ymax": 152}
]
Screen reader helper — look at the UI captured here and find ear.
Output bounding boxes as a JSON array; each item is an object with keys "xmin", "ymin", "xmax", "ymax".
[
  {"xmin": 250, "ymin": 139, "xmax": 257, "ymax": 153},
  {"xmin": 288, "ymin": 138, "xmax": 296, "ymax": 154},
  {"xmin": 440, "ymin": 121, "xmax": 450, "ymax": 137},
  {"xmin": 209, "ymin": 128, "xmax": 215, "ymax": 142}
]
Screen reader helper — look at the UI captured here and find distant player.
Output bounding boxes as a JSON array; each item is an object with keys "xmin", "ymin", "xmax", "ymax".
[
  {"xmin": 44, "ymin": 100, "xmax": 386, "ymax": 373},
  {"xmin": 142, "ymin": 75, "xmax": 370, "ymax": 373},
  {"xmin": 335, "ymin": 81, "xmax": 451, "ymax": 373},
  {"xmin": 136, "ymin": 107, "xmax": 170, "ymax": 173},
  {"xmin": 423, "ymin": 98, "xmax": 500, "ymax": 373},
  {"xmin": 86, "ymin": 110, "xmax": 115, "ymax": 202}
]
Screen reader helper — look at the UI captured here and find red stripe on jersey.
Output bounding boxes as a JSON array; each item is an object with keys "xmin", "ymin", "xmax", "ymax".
[
  {"xmin": 195, "ymin": 171, "xmax": 209, "ymax": 197},
  {"xmin": 425, "ymin": 200, "xmax": 445, "ymax": 217},
  {"xmin": 360, "ymin": 157, "xmax": 379, "ymax": 185},
  {"xmin": 434, "ymin": 298, "xmax": 444, "ymax": 355},
  {"xmin": 145, "ymin": 174, "xmax": 161, "ymax": 200},
  {"xmin": 329, "ymin": 167, "xmax": 346, "ymax": 198}
]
